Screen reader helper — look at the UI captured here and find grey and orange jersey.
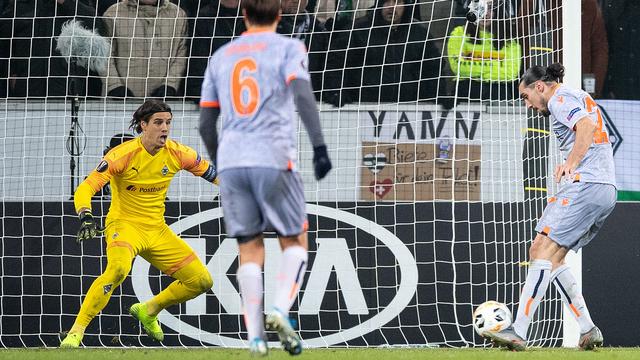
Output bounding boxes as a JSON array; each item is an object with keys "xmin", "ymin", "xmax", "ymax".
[
  {"xmin": 200, "ymin": 30, "xmax": 310, "ymax": 172},
  {"xmin": 548, "ymin": 85, "xmax": 616, "ymax": 186}
]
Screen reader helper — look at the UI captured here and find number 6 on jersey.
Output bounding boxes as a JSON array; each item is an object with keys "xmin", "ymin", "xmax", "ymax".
[{"xmin": 231, "ymin": 57, "xmax": 260, "ymax": 117}]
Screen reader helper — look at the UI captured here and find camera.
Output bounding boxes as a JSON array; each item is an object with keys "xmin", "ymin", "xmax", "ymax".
[{"xmin": 466, "ymin": 0, "xmax": 488, "ymax": 24}]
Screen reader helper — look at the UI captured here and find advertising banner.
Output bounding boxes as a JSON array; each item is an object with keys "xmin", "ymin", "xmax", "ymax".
[{"xmin": 597, "ymin": 100, "xmax": 638, "ymax": 201}]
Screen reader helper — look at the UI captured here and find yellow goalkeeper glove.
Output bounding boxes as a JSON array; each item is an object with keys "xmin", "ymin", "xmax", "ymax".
[{"xmin": 76, "ymin": 211, "xmax": 105, "ymax": 243}]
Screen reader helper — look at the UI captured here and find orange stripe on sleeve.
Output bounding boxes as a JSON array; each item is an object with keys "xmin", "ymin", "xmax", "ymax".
[
  {"xmin": 286, "ymin": 74, "xmax": 297, "ymax": 85},
  {"xmin": 200, "ymin": 100, "xmax": 220, "ymax": 108},
  {"xmin": 169, "ymin": 143, "xmax": 210, "ymax": 176}
]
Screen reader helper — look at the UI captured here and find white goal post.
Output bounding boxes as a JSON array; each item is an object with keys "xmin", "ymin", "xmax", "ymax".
[{"xmin": 560, "ymin": 0, "xmax": 581, "ymax": 348}]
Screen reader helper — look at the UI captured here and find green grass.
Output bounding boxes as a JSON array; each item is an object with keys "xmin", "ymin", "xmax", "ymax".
[{"xmin": 1, "ymin": 348, "xmax": 639, "ymax": 360}]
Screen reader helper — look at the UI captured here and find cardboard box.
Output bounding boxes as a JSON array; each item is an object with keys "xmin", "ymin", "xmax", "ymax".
[{"xmin": 360, "ymin": 142, "xmax": 481, "ymax": 201}]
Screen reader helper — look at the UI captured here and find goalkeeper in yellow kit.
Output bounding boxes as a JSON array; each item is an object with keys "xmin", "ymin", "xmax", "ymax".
[{"xmin": 60, "ymin": 100, "xmax": 219, "ymax": 348}]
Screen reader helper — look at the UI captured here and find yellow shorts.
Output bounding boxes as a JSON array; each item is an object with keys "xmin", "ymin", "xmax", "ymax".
[{"xmin": 104, "ymin": 219, "xmax": 198, "ymax": 276}]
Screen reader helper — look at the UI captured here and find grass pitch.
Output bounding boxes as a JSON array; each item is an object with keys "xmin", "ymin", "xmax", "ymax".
[{"xmin": 1, "ymin": 348, "xmax": 639, "ymax": 360}]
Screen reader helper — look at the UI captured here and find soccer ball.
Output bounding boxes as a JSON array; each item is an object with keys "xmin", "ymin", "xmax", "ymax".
[{"xmin": 472, "ymin": 301, "xmax": 512, "ymax": 336}]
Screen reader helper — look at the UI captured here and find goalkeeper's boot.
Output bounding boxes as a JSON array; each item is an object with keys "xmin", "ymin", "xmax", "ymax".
[
  {"xmin": 484, "ymin": 326, "xmax": 526, "ymax": 351},
  {"xmin": 59, "ymin": 332, "xmax": 83, "ymax": 348},
  {"xmin": 129, "ymin": 302, "xmax": 164, "ymax": 342},
  {"xmin": 265, "ymin": 309, "xmax": 302, "ymax": 355},
  {"xmin": 579, "ymin": 326, "xmax": 603, "ymax": 350},
  {"xmin": 249, "ymin": 337, "xmax": 268, "ymax": 357}
]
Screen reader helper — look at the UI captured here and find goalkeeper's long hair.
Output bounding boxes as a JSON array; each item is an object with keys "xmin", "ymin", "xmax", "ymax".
[{"xmin": 130, "ymin": 100, "xmax": 172, "ymax": 133}]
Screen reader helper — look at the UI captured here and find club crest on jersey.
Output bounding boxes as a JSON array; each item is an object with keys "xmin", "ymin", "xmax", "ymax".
[
  {"xmin": 96, "ymin": 160, "xmax": 108, "ymax": 173},
  {"xmin": 161, "ymin": 165, "xmax": 169, "ymax": 176}
]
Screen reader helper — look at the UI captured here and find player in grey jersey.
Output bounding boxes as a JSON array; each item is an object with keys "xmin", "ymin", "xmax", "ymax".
[
  {"xmin": 484, "ymin": 63, "xmax": 615, "ymax": 351},
  {"xmin": 198, "ymin": 0, "xmax": 331, "ymax": 356}
]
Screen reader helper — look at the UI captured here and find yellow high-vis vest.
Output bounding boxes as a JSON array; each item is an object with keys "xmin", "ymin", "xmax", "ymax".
[{"xmin": 447, "ymin": 25, "xmax": 522, "ymax": 82}]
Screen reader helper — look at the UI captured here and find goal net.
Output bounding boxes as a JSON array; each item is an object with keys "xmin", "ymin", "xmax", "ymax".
[{"xmin": 0, "ymin": 0, "xmax": 573, "ymax": 348}]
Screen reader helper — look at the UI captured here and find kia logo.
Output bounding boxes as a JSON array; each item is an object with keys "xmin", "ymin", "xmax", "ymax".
[{"xmin": 131, "ymin": 204, "xmax": 418, "ymax": 347}]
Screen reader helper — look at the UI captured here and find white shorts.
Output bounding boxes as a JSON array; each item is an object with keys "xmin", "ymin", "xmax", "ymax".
[{"xmin": 535, "ymin": 182, "xmax": 616, "ymax": 251}]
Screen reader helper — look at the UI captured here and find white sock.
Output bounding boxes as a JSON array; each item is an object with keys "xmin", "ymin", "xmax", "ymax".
[
  {"xmin": 272, "ymin": 245, "xmax": 308, "ymax": 317},
  {"xmin": 513, "ymin": 259, "xmax": 552, "ymax": 339},
  {"xmin": 237, "ymin": 262, "xmax": 264, "ymax": 341},
  {"xmin": 551, "ymin": 264, "xmax": 595, "ymax": 334}
]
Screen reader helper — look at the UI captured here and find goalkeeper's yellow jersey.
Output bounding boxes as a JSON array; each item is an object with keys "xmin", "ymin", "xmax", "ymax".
[{"xmin": 74, "ymin": 137, "xmax": 215, "ymax": 226}]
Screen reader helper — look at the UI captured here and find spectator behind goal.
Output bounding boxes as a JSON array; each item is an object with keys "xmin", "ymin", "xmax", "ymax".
[
  {"xmin": 0, "ymin": 0, "xmax": 106, "ymax": 98},
  {"xmin": 581, "ymin": 0, "xmax": 608, "ymax": 98},
  {"xmin": 103, "ymin": 0, "xmax": 188, "ymax": 98},
  {"xmin": 185, "ymin": 0, "xmax": 245, "ymax": 102},
  {"xmin": 277, "ymin": 0, "xmax": 329, "ymax": 100},
  {"xmin": 323, "ymin": 0, "xmax": 443, "ymax": 106},
  {"xmin": 602, "ymin": 0, "xmax": 639, "ymax": 99},
  {"xmin": 446, "ymin": 0, "xmax": 522, "ymax": 100}
]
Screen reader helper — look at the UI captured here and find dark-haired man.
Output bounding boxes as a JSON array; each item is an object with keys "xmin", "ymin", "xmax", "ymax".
[
  {"xmin": 199, "ymin": 0, "xmax": 332, "ymax": 355},
  {"xmin": 277, "ymin": 0, "xmax": 328, "ymax": 99},
  {"xmin": 60, "ymin": 99, "xmax": 219, "ymax": 348},
  {"xmin": 323, "ymin": 0, "xmax": 443, "ymax": 106},
  {"xmin": 484, "ymin": 63, "xmax": 615, "ymax": 351}
]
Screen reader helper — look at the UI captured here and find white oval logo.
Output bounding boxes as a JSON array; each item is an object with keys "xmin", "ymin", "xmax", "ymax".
[{"xmin": 131, "ymin": 204, "xmax": 418, "ymax": 347}]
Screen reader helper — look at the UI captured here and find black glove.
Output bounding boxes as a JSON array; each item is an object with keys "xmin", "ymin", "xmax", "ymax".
[
  {"xmin": 76, "ymin": 211, "xmax": 105, "ymax": 244},
  {"xmin": 107, "ymin": 86, "xmax": 134, "ymax": 98},
  {"xmin": 150, "ymin": 85, "xmax": 177, "ymax": 98},
  {"xmin": 312, "ymin": 145, "xmax": 332, "ymax": 180}
]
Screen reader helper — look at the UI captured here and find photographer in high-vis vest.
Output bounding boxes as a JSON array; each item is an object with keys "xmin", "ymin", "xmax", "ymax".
[{"xmin": 446, "ymin": 0, "xmax": 522, "ymax": 101}]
